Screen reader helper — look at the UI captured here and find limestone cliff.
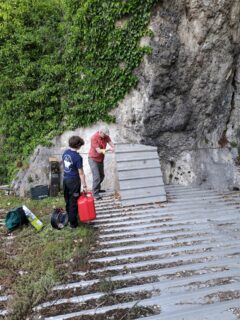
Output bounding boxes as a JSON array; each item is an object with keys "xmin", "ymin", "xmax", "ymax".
[
  {"xmin": 12, "ymin": 0, "xmax": 240, "ymax": 195},
  {"xmin": 116, "ymin": 0, "xmax": 240, "ymax": 190}
]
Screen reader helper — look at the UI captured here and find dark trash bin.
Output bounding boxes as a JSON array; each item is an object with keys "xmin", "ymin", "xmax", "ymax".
[
  {"xmin": 30, "ymin": 185, "xmax": 49, "ymax": 200},
  {"xmin": 49, "ymin": 160, "xmax": 60, "ymax": 197}
]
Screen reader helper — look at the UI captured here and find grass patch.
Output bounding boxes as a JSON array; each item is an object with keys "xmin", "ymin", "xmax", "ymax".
[
  {"xmin": 0, "ymin": 191, "xmax": 96, "ymax": 320},
  {"xmin": 98, "ymin": 277, "xmax": 116, "ymax": 294}
]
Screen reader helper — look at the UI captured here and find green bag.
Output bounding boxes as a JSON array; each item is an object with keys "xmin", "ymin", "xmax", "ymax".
[{"xmin": 5, "ymin": 207, "xmax": 29, "ymax": 231}]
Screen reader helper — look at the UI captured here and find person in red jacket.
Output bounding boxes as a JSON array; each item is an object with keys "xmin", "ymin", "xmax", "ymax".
[{"xmin": 88, "ymin": 126, "xmax": 114, "ymax": 200}]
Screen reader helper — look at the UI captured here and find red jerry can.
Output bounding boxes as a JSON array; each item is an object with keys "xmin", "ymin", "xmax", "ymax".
[{"xmin": 77, "ymin": 192, "xmax": 96, "ymax": 222}]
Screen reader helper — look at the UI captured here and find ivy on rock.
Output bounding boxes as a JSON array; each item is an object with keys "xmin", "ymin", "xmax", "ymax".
[{"xmin": 0, "ymin": 0, "xmax": 157, "ymax": 182}]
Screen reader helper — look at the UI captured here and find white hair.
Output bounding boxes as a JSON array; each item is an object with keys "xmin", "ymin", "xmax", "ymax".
[{"xmin": 99, "ymin": 125, "xmax": 109, "ymax": 135}]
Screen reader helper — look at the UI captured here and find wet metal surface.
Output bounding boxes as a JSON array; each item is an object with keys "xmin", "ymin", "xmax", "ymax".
[{"xmin": 29, "ymin": 186, "xmax": 240, "ymax": 319}]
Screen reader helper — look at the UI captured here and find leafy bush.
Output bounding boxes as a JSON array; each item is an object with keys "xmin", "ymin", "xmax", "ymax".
[{"xmin": 0, "ymin": 0, "xmax": 157, "ymax": 182}]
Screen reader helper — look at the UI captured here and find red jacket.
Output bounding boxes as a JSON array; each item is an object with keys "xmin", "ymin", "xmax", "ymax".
[{"xmin": 88, "ymin": 132, "xmax": 111, "ymax": 162}]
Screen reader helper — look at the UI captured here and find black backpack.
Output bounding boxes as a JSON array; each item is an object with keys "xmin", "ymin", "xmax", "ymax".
[{"xmin": 50, "ymin": 208, "xmax": 68, "ymax": 230}]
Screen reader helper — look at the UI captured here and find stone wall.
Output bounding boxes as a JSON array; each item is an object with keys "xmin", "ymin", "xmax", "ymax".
[{"xmin": 13, "ymin": 123, "xmax": 120, "ymax": 197}]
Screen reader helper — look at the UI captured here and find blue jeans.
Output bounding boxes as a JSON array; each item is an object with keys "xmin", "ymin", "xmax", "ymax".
[{"xmin": 88, "ymin": 158, "xmax": 104, "ymax": 197}]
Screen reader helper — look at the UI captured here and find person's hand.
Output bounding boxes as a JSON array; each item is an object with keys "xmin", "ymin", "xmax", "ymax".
[{"xmin": 109, "ymin": 147, "xmax": 115, "ymax": 153}]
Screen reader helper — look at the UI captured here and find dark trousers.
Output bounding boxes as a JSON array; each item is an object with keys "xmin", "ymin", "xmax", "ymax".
[
  {"xmin": 88, "ymin": 158, "xmax": 104, "ymax": 197},
  {"xmin": 63, "ymin": 178, "xmax": 81, "ymax": 227}
]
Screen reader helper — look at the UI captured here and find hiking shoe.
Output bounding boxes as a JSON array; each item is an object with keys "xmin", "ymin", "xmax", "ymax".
[
  {"xmin": 94, "ymin": 195, "xmax": 102, "ymax": 201},
  {"xmin": 69, "ymin": 223, "xmax": 78, "ymax": 229},
  {"xmin": 99, "ymin": 189, "xmax": 106, "ymax": 193}
]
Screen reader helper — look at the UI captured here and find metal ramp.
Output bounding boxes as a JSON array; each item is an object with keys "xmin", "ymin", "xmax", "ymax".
[
  {"xmin": 32, "ymin": 186, "xmax": 240, "ymax": 320},
  {"xmin": 115, "ymin": 143, "xmax": 166, "ymax": 206}
]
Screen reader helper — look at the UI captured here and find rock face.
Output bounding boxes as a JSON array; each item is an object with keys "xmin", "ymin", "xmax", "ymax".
[
  {"xmin": 13, "ymin": 0, "xmax": 240, "ymax": 195},
  {"xmin": 116, "ymin": 0, "xmax": 240, "ymax": 190},
  {"xmin": 13, "ymin": 124, "xmax": 119, "ymax": 197}
]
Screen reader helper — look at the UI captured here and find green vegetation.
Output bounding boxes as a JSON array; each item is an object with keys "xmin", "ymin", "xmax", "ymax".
[
  {"xmin": 0, "ymin": 0, "xmax": 157, "ymax": 183},
  {"xmin": 99, "ymin": 277, "xmax": 116, "ymax": 294},
  {"xmin": 0, "ymin": 192, "xmax": 95, "ymax": 319},
  {"xmin": 230, "ymin": 141, "xmax": 238, "ymax": 148}
]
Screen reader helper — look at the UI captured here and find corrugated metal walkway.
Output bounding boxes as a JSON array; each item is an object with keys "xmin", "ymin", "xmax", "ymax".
[{"xmin": 32, "ymin": 185, "xmax": 240, "ymax": 319}]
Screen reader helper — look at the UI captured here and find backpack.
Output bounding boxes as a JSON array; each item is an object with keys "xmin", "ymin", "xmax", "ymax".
[
  {"xmin": 50, "ymin": 208, "xmax": 68, "ymax": 230},
  {"xmin": 5, "ymin": 206, "xmax": 29, "ymax": 232}
]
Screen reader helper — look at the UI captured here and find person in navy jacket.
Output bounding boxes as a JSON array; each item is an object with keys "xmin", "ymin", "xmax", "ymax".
[{"xmin": 62, "ymin": 136, "xmax": 87, "ymax": 228}]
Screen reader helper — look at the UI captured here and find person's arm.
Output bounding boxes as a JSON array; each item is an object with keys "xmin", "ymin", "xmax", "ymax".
[
  {"xmin": 96, "ymin": 136, "xmax": 114, "ymax": 153},
  {"xmin": 108, "ymin": 141, "xmax": 115, "ymax": 152},
  {"xmin": 79, "ymin": 168, "xmax": 87, "ymax": 192},
  {"xmin": 91, "ymin": 136, "xmax": 105, "ymax": 154},
  {"xmin": 96, "ymin": 147, "xmax": 105, "ymax": 154}
]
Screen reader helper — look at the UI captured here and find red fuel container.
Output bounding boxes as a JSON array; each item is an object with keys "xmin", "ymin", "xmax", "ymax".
[{"xmin": 77, "ymin": 192, "xmax": 96, "ymax": 222}]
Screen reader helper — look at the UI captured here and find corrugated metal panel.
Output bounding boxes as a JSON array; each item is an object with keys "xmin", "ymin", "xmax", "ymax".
[
  {"xmin": 115, "ymin": 143, "xmax": 167, "ymax": 206},
  {"xmin": 33, "ymin": 186, "xmax": 240, "ymax": 320}
]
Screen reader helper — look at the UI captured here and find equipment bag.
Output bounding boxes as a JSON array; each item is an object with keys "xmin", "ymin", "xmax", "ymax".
[
  {"xmin": 51, "ymin": 208, "xmax": 68, "ymax": 230},
  {"xmin": 5, "ymin": 206, "xmax": 29, "ymax": 232}
]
